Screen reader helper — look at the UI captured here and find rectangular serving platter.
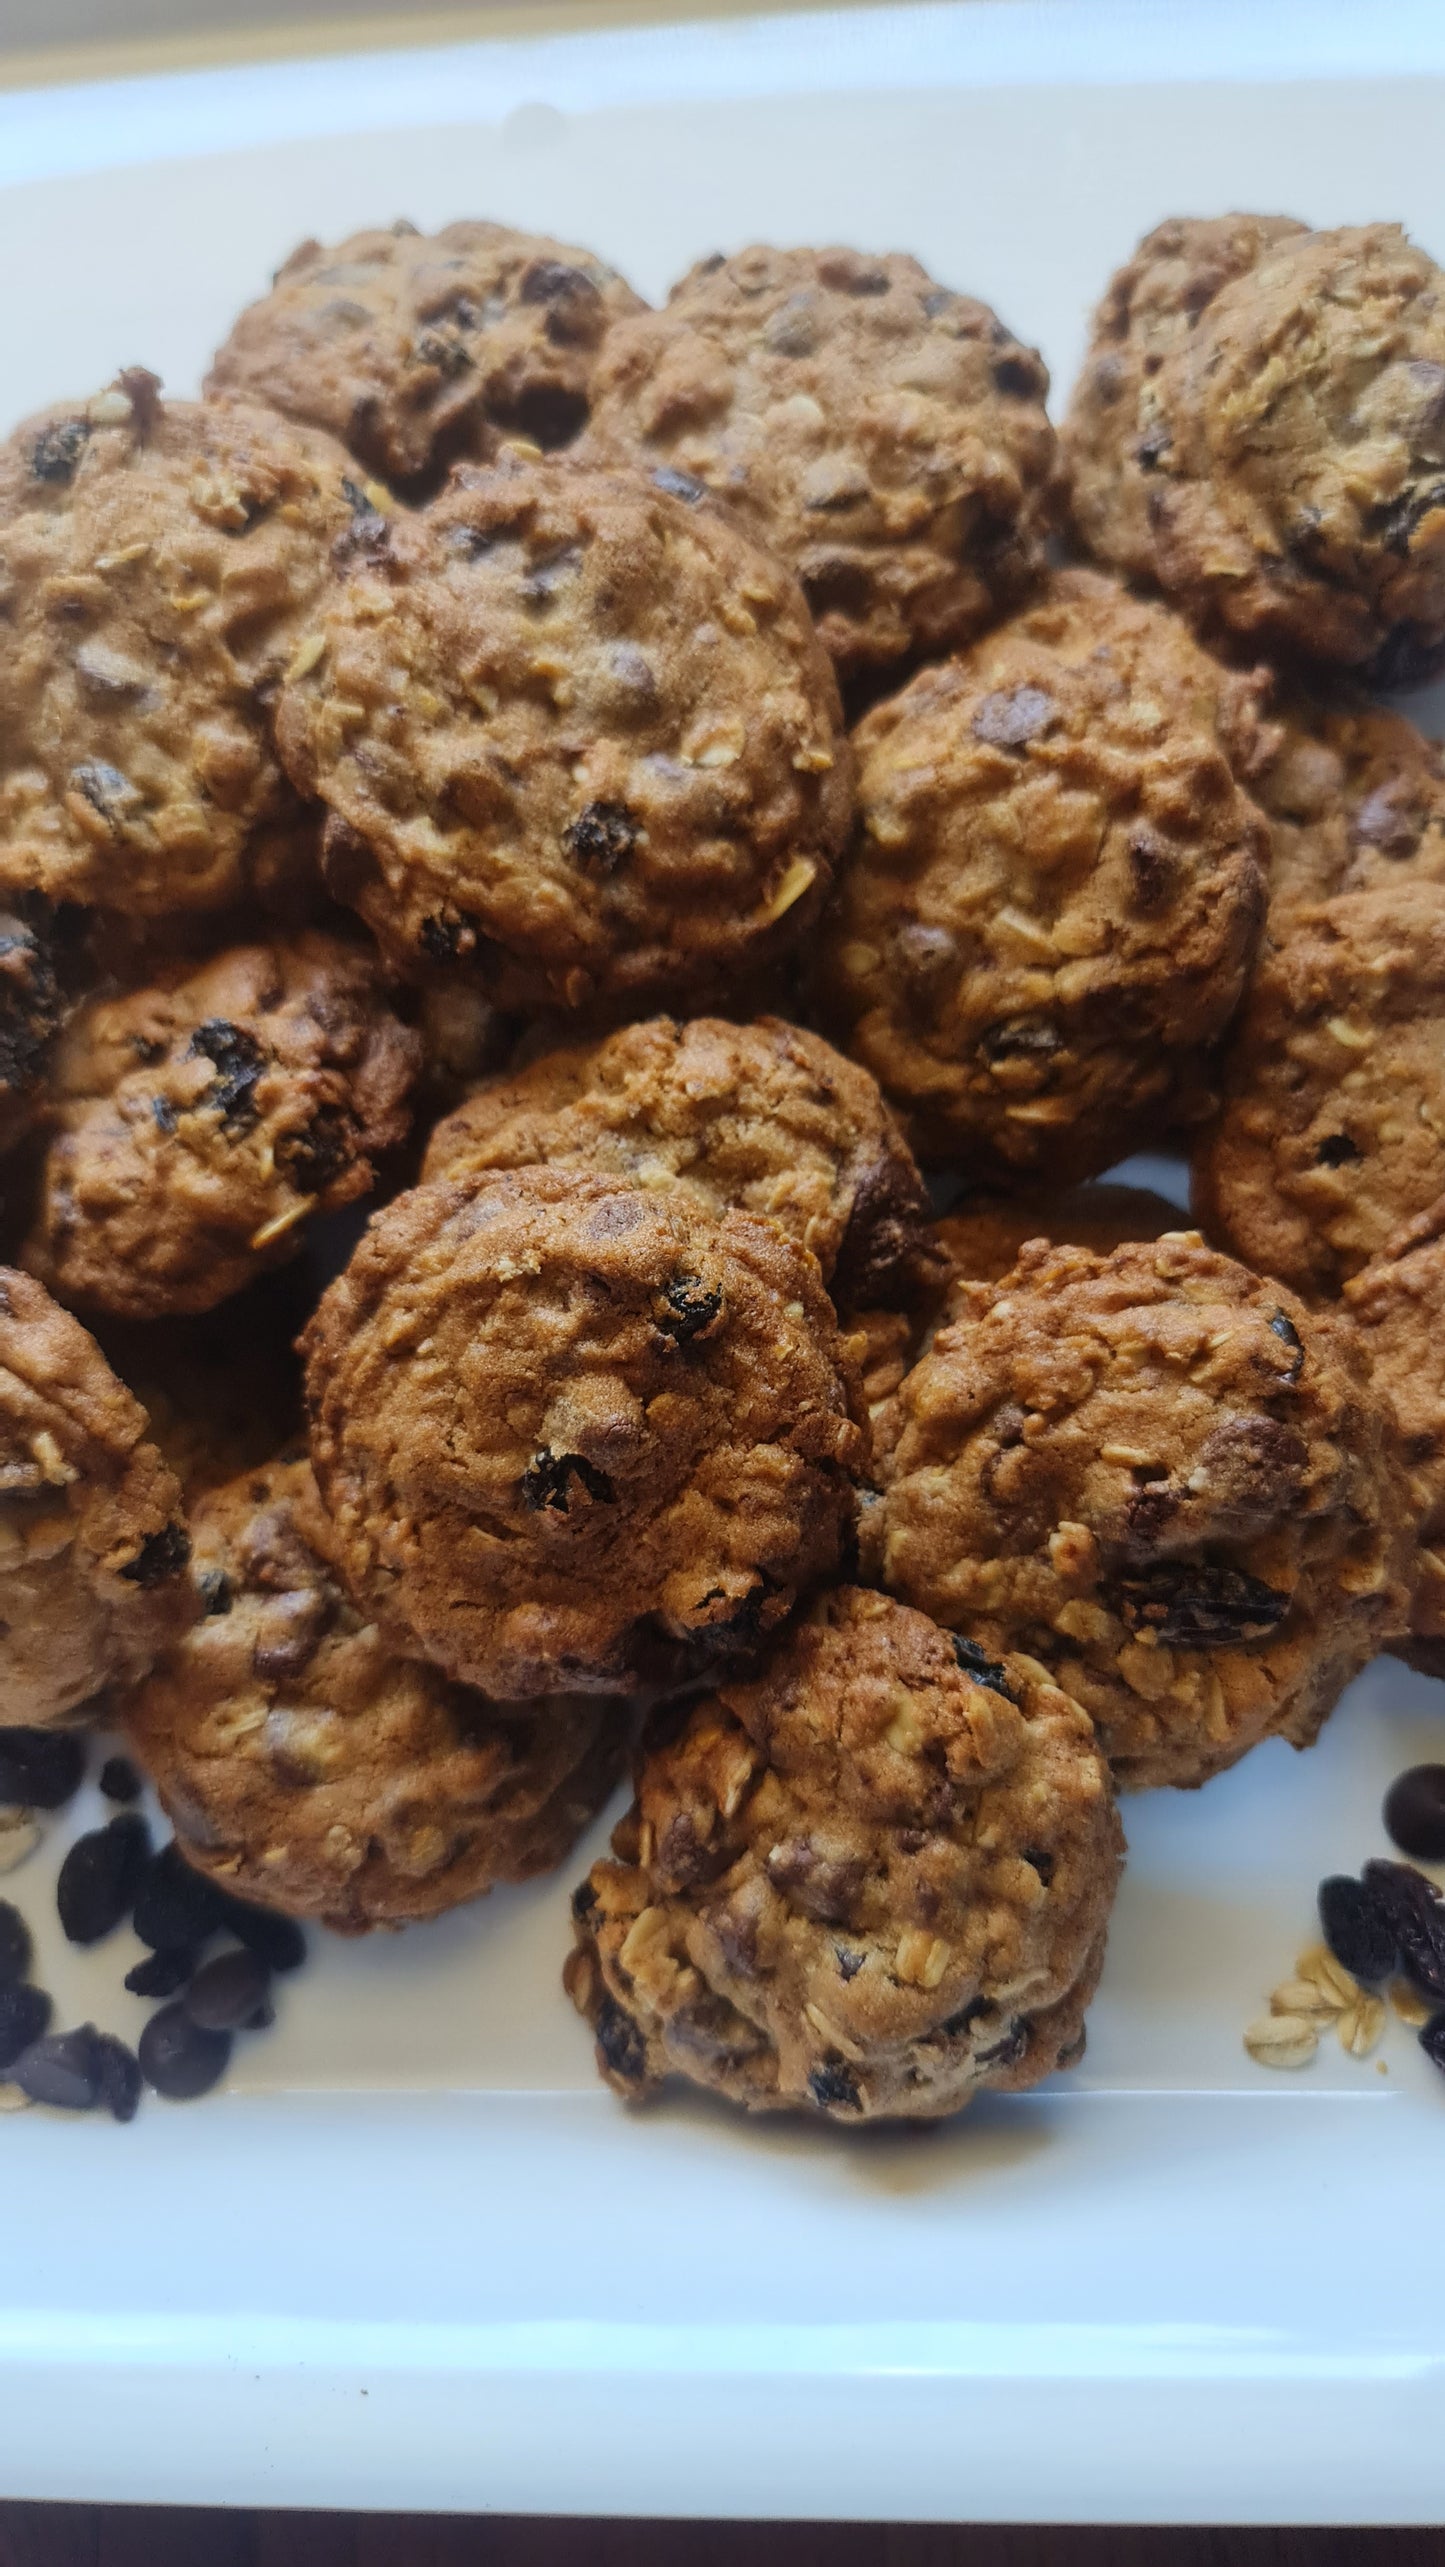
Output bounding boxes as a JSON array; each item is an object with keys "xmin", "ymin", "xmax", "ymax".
[{"xmin": 2, "ymin": 0, "xmax": 1445, "ymax": 2522}]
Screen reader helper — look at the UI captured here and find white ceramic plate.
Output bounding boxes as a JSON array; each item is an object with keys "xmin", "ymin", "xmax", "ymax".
[{"xmin": 2, "ymin": 0, "xmax": 1445, "ymax": 2523}]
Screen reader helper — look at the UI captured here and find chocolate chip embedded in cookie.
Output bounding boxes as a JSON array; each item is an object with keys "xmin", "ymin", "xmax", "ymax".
[
  {"xmin": 0, "ymin": 378, "xmax": 363, "ymax": 918},
  {"xmin": 1254, "ymin": 692, "xmax": 1445, "ymax": 916},
  {"xmin": 275, "ymin": 451, "xmax": 850, "ymax": 1012},
  {"xmin": 1346, "ymin": 1210, "xmax": 1445, "ymax": 1676},
  {"xmin": 0, "ymin": 1267, "xmax": 195, "ymax": 1728},
  {"xmin": 1195, "ymin": 882, "xmax": 1445, "ymax": 1295},
  {"xmin": 821, "ymin": 569, "xmax": 1269, "ymax": 1179},
  {"xmin": 22, "ymin": 933, "xmax": 420, "ymax": 1321},
  {"xmin": 122, "ymin": 1454, "xmax": 625, "ymax": 1930},
  {"xmin": 301, "ymin": 1166, "xmax": 866, "ymax": 1700},
  {"xmin": 208, "ymin": 221, "xmax": 645, "ymax": 490},
  {"xmin": 565, "ymin": 1585, "xmax": 1122, "ymax": 2120},
  {"xmin": 422, "ymin": 1013, "xmax": 944, "ymax": 1309},
  {"xmin": 934, "ymin": 1181, "xmax": 1190, "ymax": 1285},
  {"xmin": 880, "ymin": 1236, "xmax": 1411, "ymax": 1791},
  {"xmin": 582, "ymin": 243, "xmax": 1058, "ymax": 679}
]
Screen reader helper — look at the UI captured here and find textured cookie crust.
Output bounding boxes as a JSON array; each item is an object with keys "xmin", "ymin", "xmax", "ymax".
[
  {"xmin": 275, "ymin": 451, "xmax": 850, "ymax": 1010},
  {"xmin": 880, "ymin": 1236, "xmax": 1410, "ymax": 1790},
  {"xmin": 822, "ymin": 570, "xmax": 1269, "ymax": 1177},
  {"xmin": 935, "ymin": 1182, "xmax": 1190, "ymax": 1285},
  {"xmin": 208, "ymin": 221, "xmax": 644, "ymax": 489},
  {"xmin": 23, "ymin": 933, "xmax": 420, "ymax": 1320},
  {"xmin": 0, "ymin": 1266, "xmax": 194, "ymax": 1728},
  {"xmin": 0, "ymin": 377, "xmax": 362, "ymax": 917},
  {"xmin": 582, "ymin": 243, "xmax": 1057, "ymax": 678},
  {"xmin": 422, "ymin": 1013, "xmax": 943, "ymax": 1307},
  {"xmin": 1346, "ymin": 1212, "xmax": 1445, "ymax": 1672},
  {"xmin": 1063, "ymin": 214, "xmax": 1308, "ymax": 582},
  {"xmin": 1195, "ymin": 883, "xmax": 1445, "ymax": 1295},
  {"xmin": 1255, "ymin": 692, "xmax": 1445, "ymax": 914},
  {"xmin": 123, "ymin": 1454, "xmax": 625, "ymax": 1929},
  {"xmin": 565, "ymin": 1586, "xmax": 1122, "ymax": 2121},
  {"xmin": 302, "ymin": 1166, "xmax": 866, "ymax": 1699}
]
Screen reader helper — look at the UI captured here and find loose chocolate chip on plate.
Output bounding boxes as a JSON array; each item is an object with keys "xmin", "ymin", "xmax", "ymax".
[
  {"xmin": 0, "ymin": 1982, "xmax": 51, "ymax": 2070},
  {"xmin": 184, "ymin": 1948, "xmax": 271, "ymax": 2033},
  {"xmin": 0, "ymin": 1728, "xmax": 85, "ymax": 1811},
  {"xmin": 92, "ymin": 2032, "xmax": 142, "ymax": 2124},
  {"xmin": 138, "ymin": 2003, "xmax": 232, "ymax": 2102},
  {"xmin": 98, "ymin": 1756, "xmax": 143, "ymax": 1804},
  {"xmin": 1363, "ymin": 1859, "xmax": 1445, "ymax": 2005},
  {"xmin": 57, "ymin": 1813, "xmax": 151, "ymax": 1946},
  {"xmin": 0, "ymin": 1900, "xmax": 31, "ymax": 1987},
  {"xmin": 1318, "ymin": 1872, "xmax": 1397, "ymax": 1986},
  {"xmin": 14, "ymin": 2025, "xmax": 103, "ymax": 2111},
  {"xmin": 1383, "ymin": 1765, "xmax": 1445, "ymax": 1864}
]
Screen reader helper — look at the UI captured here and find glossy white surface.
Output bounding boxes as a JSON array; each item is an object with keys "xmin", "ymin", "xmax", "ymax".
[{"xmin": 1, "ymin": 0, "xmax": 1444, "ymax": 2521}]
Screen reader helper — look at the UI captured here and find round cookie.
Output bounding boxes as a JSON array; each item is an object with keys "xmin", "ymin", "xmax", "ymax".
[
  {"xmin": 123, "ymin": 1454, "xmax": 625, "ymax": 1930},
  {"xmin": 0, "ymin": 374, "xmax": 365, "ymax": 919},
  {"xmin": 422, "ymin": 1013, "xmax": 944, "ymax": 1308},
  {"xmin": 565, "ymin": 1585, "xmax": 1122, "ymax": 2121},
  {"xmin": 301, "ymin": 1166, "xmax": 866, "ymax": 1700},
  {"xmin": 821, "ymin": 570, "xmax": 1269, "ymax": 1178},
  {"xmin": 208, "ymin": 221, "xmax": 645, "ymax": 490},
  {"xmin": 935, "ymin": 1181, "xmax": 1190, "ymax": 1285},
  {"xmin": 1194, "ymin": 882, "xmax": 1445, "ymax": 1296},
  {"xmin": 880, "ymin": 1236, "xmax": 1410, "ymax": 1791},
  {"xmin": 1063, "ymin": 214, "xmax": 1308, "ymax": 582},
  {"xmin": 0, "ymin": 1266, "xmax": 194, "ymax": 1728},
  {"xmin": 1345, "ymin": 1210, "xmax": 1445, "ymax": 1676},
  {"xmin": 275, "ymin": 451, "xmax": 850, "ymax": 1012},
  {"xmin": 1254, "ymin": 692, "xmax": 1445, "ymax": 914},
  {"xmin": 581, "ymin": 242, "xmax": 1057, "ymax": 679},
  {"xmin": 22, "ymin": 933, "xmax": 420, "ymax": 1321}
]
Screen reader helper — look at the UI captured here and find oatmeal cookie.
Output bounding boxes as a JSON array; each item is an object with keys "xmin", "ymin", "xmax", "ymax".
[
  {"xmin": 208, "ymin": 221, "xmax": 644, "ymax": 490},
  {"xmin": 1346, "ymin": 1209, "xmax": 1445, "ymax": 1675},
  {"xmin": 275, "ymin": 451, "xmax": 850, "ymax": 1011},
  {"xmin": 22, "ymin": 933, "xmax": 420, "ymax": 1321},
  {"xmin": 581, "ymin": 243, "xmax": 1057, "ymax": 679},
  {"xmin": 123, "ymin": 1453, "xmax": 624, "ymax": 1929},
  {"xmin": 301, "ymin": 1166, "xmax": 866, "ymax": 1700},
  {"xmin": 565, "ymin": 1585, "xmax": 1121, "ymax": 2120},
  {"xmin": 935, "ymin": 1182, "xmax": 1189, "ymax": 1284},
  {"xmin": 1194, "ymin": 882, "xmax": 1445, "ymax": 1295},
  {"xmin": 880, "ymin": 1236, "xmax": 1410, "ymax": 1790},
  {"xmin": 1063, "ymin": 214, "xmax": 1307, "ymax": 582},
  {"xmin": 0, "ymin": 1266, "xmax": 194, "ymax": 1728},
  {"xmin": 821, "ymin": 570, "xmax": 1269, "ymax": 1178},
  {"xmin": 422, "ymin": 1013, "xmax": 943, "ymax": 1308},
  {"xmin": 1254, "ymin": 692, "xmax": 1445, "ymax": 914},
  {"xmin": 0, "ymin": 374, "xmax": 365, "ymax": 919}
]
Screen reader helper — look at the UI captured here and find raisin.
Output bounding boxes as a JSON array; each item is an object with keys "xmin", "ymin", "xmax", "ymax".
[
  {"xmin": 570, "ymin": 1880, "xmax": 599, "ymax": 1922},
  {"xmin": 29, "ymin": 416, "xmax": 91, "ymax": 483},
  {"xmin": 14, "ymin": 2025, "xmax": 102, "ymax": 2112},
  {"xmin": 808, "ymin": 2059, "xmax": 863, "ymax": 2112},
  {"xmin": 120, "ymin": 1521, "xmax": 190, "ymax": 1586},
  {"xmin": 1316, "ymin": 1133, "xmax": 1362, "ymax": 1167},
  {"xmin": 332, "ymin": 476, "xmax": 391, "ymax": 568},
  {"xmin": 834, "ymin": 1947, "xmax": 865, "ymax": 1981},
  {"xmin": 980, "ymin": 1017, "xmax": 1062, "ymax": 1064},
  {"xmin": 418, "ymin": 909, "xmax": 480, "ymax": 965},
  {"xmin": 655, "ymin": 1272, "xmax": 724, "ymax": 1342},
  {"xmin": 124, "ymin": 1947, "xmax": 196, "ymax": 2000},
  {"xmin": 138, "ymin": 2003, "xmax": 231, "ymax": 2103},
  {"xmin": 186, "ymin": 1020, "xmax": 266, "ymax": 1131},
  {"xmin": 276, "ymin": 1106, "xmax": 354, "ymax": 1195},
  {"xmin": 0, "ymin": 1983, "xmax": 51, "ymax": 2071},
  {"xmin": 1268, "ymin": 1308, "xmax": 1305, "ymax": 1380},
  {"xmin": 1135, "ymin": 426, "xmax": 1171, "ymax": 471},
  {"xmin": 1422, "ymin": 2012, "xmax": 1445, "ymax": 2077},
  {"xmin": 1108, "ymin": 1560, "xmax": 1290, "ymax": 1649},
  {"xmin": 0, "ymin": 1727, "xmax": 85, "ymax": 1809},
  {"xmin": 198, "ymin": 1570, "xmax": 233, "ymax": 1616},
  {"xmin": 520, "ymin": 1448, "xmax": 615, "ymax": 1512},
  {"xmin": 99, "ymin": 1756, "xmax": 142, "ymax": 1804},
  {"xmin": 1383, "ymin": 1765, "xmax": 1445, "ymax": 1863},
  {"xmin": 0, "ymin": 1901, "xmax": 31, "ymax": 1987},
  {"xmin": 562, "ymin": 800, "xmax": 639, "ymax": 874},
  {"xmin": 992, "ymin": 355, "xmax": 1039, "ymax": 398},
  {"xmin": 210, "ymin": 1894, "xmax": 305, "ymax": 1975},
  {"xmin": 57, "ymin": 1814, "xmax": 151, "ymax": 1946},
  {"xmin": 93, "ymin": 2033, "xmax": 143, "ymax": 2124},
  {"xmin": 942, "ymin": 1996, "xmax": 994, "ymax": 2038},
  {"xmin": 70, "ymin": 761, "xmax": 142, "ymax": 830},
  {"xmin": 1362, "ymin": 1860, "xmax": 1445, "ymax": 2004},
  {"xmin": 979, "ymin": 2019, "xmax": 1029, "ymax": 2069},
  {"xmin": 971, "ymin": 686, "xmax": 1057, "ymax": 749},
  {"xmin": 184, "ymin": 1949, "xmax": 271, "ymax": 2033},
  {"xmin": 950, "ymin": 1635, "xmax": 1018, "ymax": 1701},
  {"xmin": 132, "ymin": 1842, "xmax": 229, "ymax": 1953},
  {"xmin": 1317, "ymin": 1872, "xmax": 1398, "ymax": 1986},
  {"xmin": 593, "ymin": 1995, "xmax": 646, "ymax": 2085},
  {"xmin": 652, "ymin": 466, "xmax": 705, "ymax": 504},
  {"xmin": 1021, "ymin": 1846, "xmax": 1056, "ymax": 1885}
]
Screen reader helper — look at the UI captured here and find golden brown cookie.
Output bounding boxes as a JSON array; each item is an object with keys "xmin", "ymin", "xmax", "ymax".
[
  {"xmin": 1194, "ymin": 882, "xmax": 1445, "ymax": 1296},
  {"xmin": 301, "ymin": 1166, "xmax": 866, "ymax": 1700},
  {"xmin": 880, "ymin": 1236, "xmax": 1410, "ymax": 1791},
  {"xmin": 422, "ymin": 1013, "xmax": 943, "ymax": 1308},
  {"xmin": 22, "ymin": 933, "xmax": 420, "ymax": 1321},
  {"xmin": 1254, "ymin": 692, "xmax": 1445, "ymax": 914},
  {"xmin": 581, "ymin": 243, "xmax": 1057, "ymax": 680},
  {"xmin": 1346, "ymin": 1209, "xmax": 1445, "ymax": 1675},
  {"xmin": 0, "ymin": 1267, "xmax": 195, "ymax": 1727},
  {"xmin": 821, "ymin": 570, "xmax": 1268, "ymax": 1178},
  {"xmin": 123, "ymin": 1453, "xmax": 625, "ymax": 1929},
  {"xmin": 934, "ymin": 1181, "xmax": 1190, "ymax": 1284},
  {"xmin": 565, "ymin": 1586, "xmax": 1122, "ymax": 2121},
  {"xmin": 208, "ymin": 221, "xmax": 644, "ymax": 490},
  {"xmin": 0, "ymin": 375, "xmax": 365, "ymax": 919},
  {"xmin": 275, "ymin": 450, "xmax": 850, "ymax": 1012}
]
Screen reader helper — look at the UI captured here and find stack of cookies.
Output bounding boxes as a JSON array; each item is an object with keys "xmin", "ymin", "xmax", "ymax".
[{"xmin": 0, "ymin": 209, "xmax": 1440, "ymax": 2127}]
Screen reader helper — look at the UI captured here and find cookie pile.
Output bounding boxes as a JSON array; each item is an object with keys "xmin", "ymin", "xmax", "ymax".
[{"xmin": 0, "ymin": 211, "xmax": 1441, "ymax": 2126}]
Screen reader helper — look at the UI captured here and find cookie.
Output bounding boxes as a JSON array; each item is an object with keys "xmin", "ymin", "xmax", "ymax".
[
  {"xmin": 421, "ymin": 1013, "xmax": 943, "ymax": 1308},
  {"xmin": 208, "ymin": 221, "xmax": 644, "ymax": 490},
  {"xmin": 275, "ymin": 451, "xmax": 850, "ymax": 1012},
  {"xmin": 122, "ymin": 1453, "xmax": 624, "ymax": 1929},
  {"xmin": 1254, "ymin": 692, "xmax": 1445, "ymax": 914},
  {"xmin": 1346, "ymin": 1211, "xmax": 1445, "ymax": 1676},
  {"xmin": 821, "ymin": 570, "xmax": 1268, "ymax": 1178},
  {"xmin": 301, "ymin": 1166, "xmax": 866, "ymax": 1700},
  {"xmin": 0, "ymin": 1266, "xmax": 194, "ymax": 1728},
  {"xmin": 0, "ymin": 374, "xmax": 365, "ymax": 919},
  {"xmin": 581, "ymin": 243, "xmax": 1057, "ymax": 679},
  {"xmin": 1194, "ymin": 883, "xmax": 1445, "ymax": 1295},
  {"xmin": 1063, "ymin": 214, "xmax": 1308, "ymax": 582},
  {"xmin": 934, "ymin": 1182, "xmax": 1190, "ymax": 1285},
  {"xmin": 565, "ymin": 1585, "xmax": 1122, "ymax": 2120},
  {"xmin": 22, "ymin": 933, "xmax": 420, "ymax": 1320},
  {"xmin": 880, "ymin": 1236, "xmax": 1410, "ymax": 1791}
]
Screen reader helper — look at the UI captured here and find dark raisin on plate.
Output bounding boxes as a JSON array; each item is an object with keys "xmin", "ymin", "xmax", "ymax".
[{"xmin": 1317, "ymin": 1872, "xmax": 1397, "ymax": 1986}]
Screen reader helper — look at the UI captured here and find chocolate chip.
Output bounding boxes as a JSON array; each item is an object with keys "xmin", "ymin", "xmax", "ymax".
[
  {"xmin": 120, "ymin": 1521, "xmax": 190, "ymax": 1587},
  {"xmin": 138, "ymin": 2003, "xmax": 232, "ymax": 2102},
  {"xmin": 1383, "ymin": 1765, "xmax": 1445, "ymax": 1863},
  {"xmin": 198, "ymin": 1570, "xmax": 233, "ymax": 1617},
  {"xmin": 28, "ymin": 416, "xmax": 91, "ymax": 483},
  {"xmin": 655, "ymin": 1272, "xmax": 724, "ymax": 1342},
  {"xmin": 93, "ymin": 2033, "xmax": 142, "ymax": 2123},
  {"xmin": 808, "ymin": 2059, "xmax": 862, "ymax": 2112},
  {"xmin": 184, "ymin": 1948, "xmax": 271, "ymax": 2033},
  {"xmin": 971, "ymin": 686, "xmax": 1057, "ymax": 749},
  {"xmin": 132, "ymin": 1842, "xmax": 229, "ymax": 1953},
  {"xmin": 1268, "ymin": 1308, "xmax": 1305, "ymax": 1380},
  {"xmin": 1109, "ymin": 1560, "xmax": 1291, "ymax": 1649},
  {"xmin": 213, "ymin": 1895, "xmax": 305, "ymax": 1975},
  {"xmin": 521, "ymin": 1448, "xmax": 615, "ymax": 1512},
  {"xmin": 562, "ymin": 800, "xmax": 639, "ymax": 874},
  {"xmin": 1318, "ymin": 1872, "xmax": 1397, "ymax": 1987},
  {"xmin": 99, "ymin": 1756, "xmax": 143, "ymax": 1804},
  {"xmin": 57, "ymin": 1814, "xmax": 150, "ymax": 1946},
  {"xmin": 593, "ymin": 1995, "xmax": 645, "ymax": 2085},
  {"xmin": 14, "ymin": 2025, "xmax": 102, "ymax": 2112},
  {"xmin": 124, "ymin": 1946, "xmax": 196, "ymax": 2000},
  {"xmin": 1316, "ymin": 1133, "xmax": 1361, "ymax": 1167},
  {"xmin": 0, "ymin": 1983, "xmax": 49, "ymax": 2069},
  {"xmin": 0, "ymin": 1901, "xmax": 30, "ymax": 1986},
  {"xmin": 950, "ymin": 1635, "xmax": 1019, "ymax": 1700},
  {"xmin": 1423, "ymin": 2012, "xmax": 1445, "ymax": 2078},
  {"xmin": 186, "ymin": 1019, "xmax": 265, "ymax": 1131},
  {"xmin": 0, "ymin": 1728, "xmax": 85, "ymax": 1810},
  {"xmin": 652, "ymin": 466, "xmax": 705, "ymax": 504},
  {"xmin": 1362, "ymin": 1859, "xmax": 1445, "ymax": 2004}
]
